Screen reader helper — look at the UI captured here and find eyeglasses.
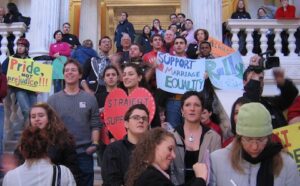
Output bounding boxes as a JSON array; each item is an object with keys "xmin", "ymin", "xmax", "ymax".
[
  {"xmin": 241, "ymin": 137, "xmax": 268, "ymax": 145},
  {"xmin": 129, "ymin": 115, "xmax": 149, "ymax": 122}
]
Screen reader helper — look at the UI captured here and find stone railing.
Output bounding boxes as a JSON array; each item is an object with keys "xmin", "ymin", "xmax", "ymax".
[
  {"xmin": 0, "ymin": 22, "xmax": 28, "ymax": 63},
  {"xmin": 227, "ymin": 19, "xmax": 300, "ymax": 57},
  {"xmin": 227, "ymin": 18, "xmax": 300, "ymax": 85}
]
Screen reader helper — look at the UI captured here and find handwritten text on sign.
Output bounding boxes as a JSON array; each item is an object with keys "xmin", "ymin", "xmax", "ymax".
[
  {"xmin": 104, "ymin": 88, "xmax": 156, "ymax": 140},
  {"xmin": 208, "ymin": 37, "xmax": 235, "ymax": 57},
  {"xmin": 7, "ymin": 57, "xmax": 52, "ymax": 92},
  {"xmin": 156, "ymin": 52, "xmax": 205, "ymax": 94},
  {"xmin": 206, "ymin": 51, "xmax": 244, "ymax": 90},
  {"xmin": 273, "ymin": 123, "xmax": 300, "ymax": 172}
]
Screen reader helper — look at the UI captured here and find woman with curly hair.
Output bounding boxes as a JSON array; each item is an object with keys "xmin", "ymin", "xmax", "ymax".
[
  {"xmin": 126, "ymin": 128, "xmax": 207, "ymax": 186},
  {"xmin": 186, "ymin": 28, "xmax": 209, "ymax": 59},
  {"xmin": 14, "ymin": 103, "xmax": 81, "ymax": 185},
  {"xmin": 3, "ymin": 127, "xmax": 76, "ymax": 185}
]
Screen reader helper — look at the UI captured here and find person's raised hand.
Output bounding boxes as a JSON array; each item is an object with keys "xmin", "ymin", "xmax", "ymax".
[
  {"xmin": 273, "ymin": 67, "xmax": 285, "ymax": 86},
  {"xmin": 193, "ymin": 162, "xmax": 208, "ymax": 181}
]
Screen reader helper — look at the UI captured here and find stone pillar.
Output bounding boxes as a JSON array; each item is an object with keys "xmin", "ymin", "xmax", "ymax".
[
  {"xmin": 183, "ymin": 0, "xmax": 222, "ymax": 40},
  {"xmin": 0, "ymin": 0, "xmax": 8, "ymax": 8},
  {"xmin": 27, "ymin": 0, "xmax": 61, "ymax": 57},
  {"xmin": 79, "ymin": 0, "xmax": 100, "ymax": 49},
  {"xmin": 180, "ymin": 0, "xmax": 189, "ymax": 16},
  {"xmin": 15, "ymin": 0, "xmax": 31, "ymax": 18},
  {"xmin": 59, "ymin": 0, "xmax": 69, "ymax": 28}
]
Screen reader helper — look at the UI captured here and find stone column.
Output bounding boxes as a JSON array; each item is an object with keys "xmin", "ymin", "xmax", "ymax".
[
  {"xmin": 27, "ymin": 0, "xmax": 61, "ymax": 57},
  {"xmin": 79, "ymin": 0, "xmax": 100, "ymax": 49},
  {"xmin": 180, "ymin": 0, "xmax": 189, "ymax": 16},
  {"xmin": 26, "ymin": 0, "xmax": 61, "ymax": 102},
  {"xmin": 183, "ymin": 0, "xmax": 222, "ymax": 40},
  {"xmin": 59, "ymin": 0, "xmax": 69, "ymax": 28}
]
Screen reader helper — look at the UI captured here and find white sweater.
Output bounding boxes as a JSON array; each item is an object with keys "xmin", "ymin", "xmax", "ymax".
[{"xmin": 3, "ymin": 159, "xmax": 76, "ymax": 186}]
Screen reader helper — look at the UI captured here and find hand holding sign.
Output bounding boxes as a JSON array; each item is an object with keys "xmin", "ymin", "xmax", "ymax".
[{"xmin": 104, "ymin": 88, "xmax": 156, "ymax": 140}]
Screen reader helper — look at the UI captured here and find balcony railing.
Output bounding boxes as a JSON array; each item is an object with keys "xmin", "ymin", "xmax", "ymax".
[
  {"xmin": 227, "ymin": 19, "xmax": 300, "ymax": 58},
  {"xmin": 0, "ymin": 22, "xmax": 28, "ymax": 63}
]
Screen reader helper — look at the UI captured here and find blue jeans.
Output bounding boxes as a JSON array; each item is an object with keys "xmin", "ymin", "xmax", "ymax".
[
  {"xmin": 166, "ymin": 99, "xmax": 182, "ymax": 128},
  {"xmin": 0, "ymin": 105, "xmax": 4, "ymax": 155},
  {"xmin": 14, "ymin": 90, "xmax": 37, "ymax": 125},
  {"xmin": 77, "ymin": 153, "xmax": 94, "ymax": 186}
]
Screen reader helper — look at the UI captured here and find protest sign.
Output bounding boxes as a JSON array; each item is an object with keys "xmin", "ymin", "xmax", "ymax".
[
  {"xmin": 208, "ymin": 37, "xmax": 235, "ymax": 57},
  {"xmin": 273, "ymin": 123, "xmax": 300, "ymax": 172},
  {"xmin": 156, "ymin": 52, "xmax": 205, "ymax": 94},
  {"xmin": 6, "ymin": 57, "xmax": 52, "ymax": 92},
  {"xmin": 104, "ymin": 87, "xmax": 156, "ymax": 140},
  {"xmin": 52, "ymin": 56, "xmax": 67, "ymax": 79},
  {"xmin": 206, "ymin": 51, "xmax": 244, "ymax": 90}
]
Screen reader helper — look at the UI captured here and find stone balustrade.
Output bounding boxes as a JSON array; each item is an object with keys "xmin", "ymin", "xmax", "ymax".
[
  {"xmin": 0, "ymin": 22, "xmax": 28, "ymax": 63},
  {"xmin": 227, "ymin": 18, "xmax": 300, "ymax": 85},
  {"xmin": 227, "ymin": 19, "xmax": 300, "ymax": 57}
]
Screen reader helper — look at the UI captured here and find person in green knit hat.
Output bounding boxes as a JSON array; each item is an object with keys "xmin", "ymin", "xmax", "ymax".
[{"xmin": 210, "ymin": 103, "xmax": 299, "ymax": 186}]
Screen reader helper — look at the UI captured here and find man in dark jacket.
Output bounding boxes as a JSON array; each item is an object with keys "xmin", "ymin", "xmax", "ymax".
[
  {"xmin": 114, "ymin": 12, "xmax": 135, "ymax": 52},
  {"xmin": 62, "ymin": 22, "xmax": 81, "ymax": 49},
  {"xmin": 81, "ymin": 36, "xmax": 112, "ymax": 94},
  {"xmin": 243, "ymin": 55, "xmax": 298, "ymax": 129}
]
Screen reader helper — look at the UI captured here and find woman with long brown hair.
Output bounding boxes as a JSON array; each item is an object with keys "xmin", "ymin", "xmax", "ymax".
[
  {"xmin": 126, "ymin": 128, "xmax": 207, "ymax": 186},
  {"xmin": 210, "ymin": 103, "xmax": 299, "ymax": 186},
  {"xmin": 14, "ymin": 103, "xmax": 81, "ymax": 185}
]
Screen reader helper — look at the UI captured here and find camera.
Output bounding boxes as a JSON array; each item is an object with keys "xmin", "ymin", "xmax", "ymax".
[{"xmin": 248, "ymin": 51, "xmax": 280, "ymax": 73}]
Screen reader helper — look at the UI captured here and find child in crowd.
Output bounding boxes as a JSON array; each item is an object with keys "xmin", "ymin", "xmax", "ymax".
[{"xmin": 159, "ymin": 107, "xmax": 173, "ymax": 131}]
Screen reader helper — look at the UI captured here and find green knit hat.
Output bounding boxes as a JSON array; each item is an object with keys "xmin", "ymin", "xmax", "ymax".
[{"xmin": 236, "ymin": 103, "xmax": 273, "ymax": 137}]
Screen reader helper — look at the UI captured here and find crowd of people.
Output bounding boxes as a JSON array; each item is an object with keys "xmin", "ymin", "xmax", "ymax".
[{"xmin": 0, "ymin": 0, "xmax": 300, "ymax": 186}]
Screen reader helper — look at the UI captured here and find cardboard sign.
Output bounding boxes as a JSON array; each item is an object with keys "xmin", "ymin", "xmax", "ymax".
[
  {"xmin": 206, "ymin": 51, "xmax": 244, "ymax": 90},
  {"xmin": 156, "ymin": 52, "xmax": 206, "ymax": 94},
  {"xmin": 208, "ymin": 37, "xmax": 235, "ymax": 57},
  {"xmin": 104, "ymin": 88, "xmax": 156, "ymax": 140},
  {"xmin": 6, "ymin": 57, "xmax": 52, "ymax": 92},
  {"xmin": 273, "ymin": 123, "xmax": 300, "ymax": 172},
  {"xmin": 52, "ymin": 56, "xmax": 67, "ymax": 79}
]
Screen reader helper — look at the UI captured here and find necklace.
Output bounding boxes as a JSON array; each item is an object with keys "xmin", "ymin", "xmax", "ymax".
[{"xmin": 188, "ymin": 134, "xmax": 194, "ymax": 142}]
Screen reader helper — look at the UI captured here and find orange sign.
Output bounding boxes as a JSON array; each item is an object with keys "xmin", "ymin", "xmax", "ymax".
[{"xmin": 208, "ymin": 37, "xmax": 235, "ymax": 57}]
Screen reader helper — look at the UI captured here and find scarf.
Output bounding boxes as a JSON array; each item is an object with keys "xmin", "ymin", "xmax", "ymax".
[{"xmin": 242, "ymin": 142, "xmax": 283, "ymax": 186}]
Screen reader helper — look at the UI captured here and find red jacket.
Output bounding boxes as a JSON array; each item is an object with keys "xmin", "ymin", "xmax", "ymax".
[
  {"xmin": 275, "ymin": 5, "xmax": 296, "ymax": 19},
  {"xmin": 0, "ymin": 74, "xmax": 8, "ymax": 103}
]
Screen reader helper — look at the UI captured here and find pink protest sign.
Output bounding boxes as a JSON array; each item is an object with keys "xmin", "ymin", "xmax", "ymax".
[{"xmin": 104, "ymin": 88, "xmax": 156, "ymax": 140}]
